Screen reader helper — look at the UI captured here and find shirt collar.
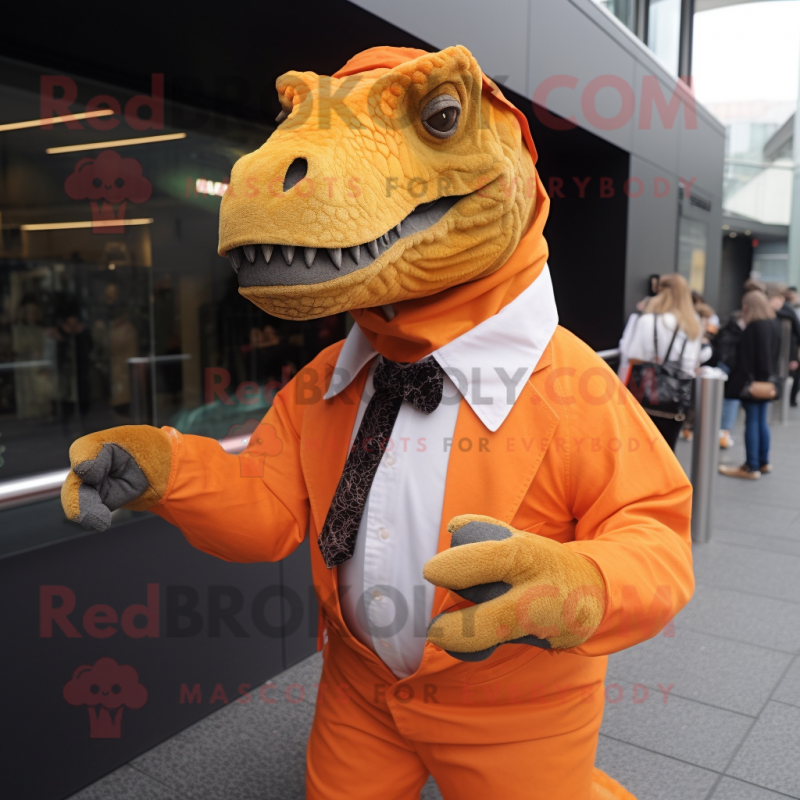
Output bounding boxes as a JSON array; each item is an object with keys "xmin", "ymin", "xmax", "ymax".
[{"xmin": 324, "ymin": 264, "xmax": 559, "ymax": 432}]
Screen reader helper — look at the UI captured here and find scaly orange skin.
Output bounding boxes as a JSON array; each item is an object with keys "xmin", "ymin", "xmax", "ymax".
[{"xmin": 218, "ymin": 46, "xmax": 537, "ymax": 319}]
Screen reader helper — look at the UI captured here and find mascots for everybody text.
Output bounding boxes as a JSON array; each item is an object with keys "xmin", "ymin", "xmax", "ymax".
[{"xmin": 62, "ymin": 46, "xmax": 694, "ymax": 799}]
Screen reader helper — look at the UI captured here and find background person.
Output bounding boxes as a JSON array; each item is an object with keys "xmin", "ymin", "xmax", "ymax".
[
  {"xmin": 743, "ymin": 277, "xmax": 767, "ymax": 295},
  {"xmin": 680, "ymin": 296, "xmax": 719, "ymax": 441},
  {"xmin": 693, "ymin": 291, "xmax": 720, "ymax": 336},
  {"xmin": 712, "ymin": 310, "xmax": 746, "ymax": 449},
  {"xmin": 619, "ymin": 273, "xmax": 702, "ymax": 450},
  {"xmin": 719, "ymin": 291, "xmax": 781, "ymax": 480},
  {"xmin": 766, "ymin": 284, "xmax": 800, "ymax": 407}
]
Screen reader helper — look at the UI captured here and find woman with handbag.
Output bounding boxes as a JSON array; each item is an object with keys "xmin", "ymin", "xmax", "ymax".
[
  {"xmin": 719, "ymin": 291, "xmax": 782, "ymax": 480},
  {"xmin": 619, "ymin": 274, "xmax": 702, "ymax": 450}
]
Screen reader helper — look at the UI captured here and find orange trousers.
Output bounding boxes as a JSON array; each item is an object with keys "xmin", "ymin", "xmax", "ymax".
[{"xmin": 305, "ymin": 631, "xmax": 607, "ymax": 800}]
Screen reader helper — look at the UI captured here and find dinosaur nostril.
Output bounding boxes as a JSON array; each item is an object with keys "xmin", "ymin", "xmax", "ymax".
[{"xmin": 283, "ymin": 158, "xmax": 308, "ymax": 192}]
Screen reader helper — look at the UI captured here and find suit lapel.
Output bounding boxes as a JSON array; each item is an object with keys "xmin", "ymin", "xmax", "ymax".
[
  {"xmin": 298, "ymin": 344, "xmax": 561, "ymax": 622},
  {"xmin": 432, "ymin": 352, "xmax": 559, "ymax": 616},
  {"xmin": 300, "ymin": 363, "xmax": 367, "ymax": 602}
]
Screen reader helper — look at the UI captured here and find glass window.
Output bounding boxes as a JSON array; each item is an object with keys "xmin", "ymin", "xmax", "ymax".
[
  {"xmin": 752, "ymin": 242, "xmax": 789, "ymax": 284},
  {"xmin": 647, "ymin": 0, "xmax": 682, "ymax": 75},
  {"xmin": 597, "ymin": 0, "xmax": 637, "ymax": 32},
  {"xmin": 677, "ymin": 216, "xmax": 708, "ymax": 293},
  {"xmin": 0, "ymin": 58, "xmax": 347, "ymax": 549}
]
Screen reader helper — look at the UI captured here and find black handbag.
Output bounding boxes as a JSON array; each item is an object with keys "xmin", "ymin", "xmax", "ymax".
[{"xmin": 627, "ymin": 316, "xmax": 695, "ymax": 422}]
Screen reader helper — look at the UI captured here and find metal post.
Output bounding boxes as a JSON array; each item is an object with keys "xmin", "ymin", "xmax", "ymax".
[
  {"xmin": 782, "ymin": 377, "xmax": 794, "ymax": 424},
  {"xmin": 690, "ymin": 372, "xmax": 726, "ymax": 544},
  {"xmin": 678, "ymin": 0, "xmax": 696, "ymax": 85},
  {"xmin": 774, "ymin": 319, "xmax": 792, "ymax": 424}
]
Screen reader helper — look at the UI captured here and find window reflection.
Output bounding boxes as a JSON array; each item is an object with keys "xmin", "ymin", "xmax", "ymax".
[
  {"xmin": 678, "ymin": 217, "xmax": 708, "ymax": 294},
  {"xmin": 0, "ymin": 59, "xmax": 346, "ymax": 480},
  {"xmin": 648, "ymin": 0, "xmax": 682, "ymax": 76},
  {"xmin": 598, "ymin": 0, "xmax": 636, "ymax": 32}
]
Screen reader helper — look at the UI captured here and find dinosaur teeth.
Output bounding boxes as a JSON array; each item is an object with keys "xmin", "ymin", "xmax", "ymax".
[
  {"xmin": 229, "ymin": 247, "xmax": 242, "ymax": 273},
  {"xmin": 234, "ymin": 235, "xmax": 408, "ymax": 272}
]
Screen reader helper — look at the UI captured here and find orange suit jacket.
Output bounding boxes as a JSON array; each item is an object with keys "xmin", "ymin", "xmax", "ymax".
[{"xmin": 152, "ymin": 325, "xmax": 694, "ymax": 745}]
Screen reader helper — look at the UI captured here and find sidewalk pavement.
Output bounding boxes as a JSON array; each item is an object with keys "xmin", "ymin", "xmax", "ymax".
[{"xmin": 70, "ymin": 407, "xmax": 800, "ymax": 800}]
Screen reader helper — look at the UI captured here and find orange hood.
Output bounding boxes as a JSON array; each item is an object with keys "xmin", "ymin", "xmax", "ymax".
[{"xmin": 337, "ymin": 46, "xmax": 551, "ymax": 363}]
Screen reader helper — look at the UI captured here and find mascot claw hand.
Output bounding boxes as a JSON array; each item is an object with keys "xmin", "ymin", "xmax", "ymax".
[
  {"xmin": 425, "ymin": 515, "xmax": 606, "ymax": 661},
  {"xmin": 61, "ymin": 426, "xmax": 172, "ymax": 532}
]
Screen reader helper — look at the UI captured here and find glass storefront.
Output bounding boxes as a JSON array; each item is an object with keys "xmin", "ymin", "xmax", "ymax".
[{"xmin": 0, "ymin": 58, "xmax": 346, "ymax": 551}]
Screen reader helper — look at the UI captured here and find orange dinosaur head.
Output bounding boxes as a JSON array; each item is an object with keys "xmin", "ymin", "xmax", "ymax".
[{"xmin": 219, "ymin": 45, "xmax": 542, "ymax": 320}]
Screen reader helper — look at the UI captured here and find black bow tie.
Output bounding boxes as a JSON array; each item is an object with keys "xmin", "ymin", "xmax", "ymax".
[
  {"xmin": 318, "ymin": 357, "xmax": 445, "ymax": 568},
  {"xmin": 372, "ymin": 357, "xmax": 445, "ymax": 415}
]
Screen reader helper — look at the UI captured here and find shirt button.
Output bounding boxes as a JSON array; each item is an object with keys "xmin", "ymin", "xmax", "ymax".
[
  {"xmin": 385, "ymin": 453, "xmax": 396, "ymax": 466},
  {"xmin": 372, "ymin": 590, "xmax": 382, "ymax": 601},
  {"xmin": 379, "ymin": 527, "xmax": 390, "ymax": 540}
]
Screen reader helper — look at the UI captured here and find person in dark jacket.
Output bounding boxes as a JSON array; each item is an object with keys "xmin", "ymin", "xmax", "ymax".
[
  {"xmin": 767, "ymin": 284, "xmax": 800, "ymax": 407},
  {"xmin": 719, "ymin": 291, "xmax": 781, "ymax": 480},
  {"xmin": 711, "ymin": 314, "xmax": 745, "ymax": 448}
]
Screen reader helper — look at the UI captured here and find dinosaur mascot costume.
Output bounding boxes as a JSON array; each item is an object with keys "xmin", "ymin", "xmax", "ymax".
[{"xmin": 62, "ymin": 46, "xmax": 694, "ymax": 799}]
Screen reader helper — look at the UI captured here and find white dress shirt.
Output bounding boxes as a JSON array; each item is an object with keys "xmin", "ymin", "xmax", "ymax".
[
  {"xmin": 323, "ymin": 266, "xmax": 559, "ymax": 678},
  {"xmin": 618, "ymin": 311, "xmax": 701, "ymax": 378}
]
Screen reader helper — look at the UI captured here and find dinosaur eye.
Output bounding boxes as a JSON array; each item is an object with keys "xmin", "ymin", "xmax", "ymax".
[{"xmin": 421, "ymin": 94, "xmax": 461, "ymax": 139}]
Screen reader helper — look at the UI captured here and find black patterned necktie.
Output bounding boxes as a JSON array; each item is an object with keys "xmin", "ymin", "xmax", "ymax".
[{"xmin": 318, "ymin": 357, "xmax": 445, "ymax": 568}]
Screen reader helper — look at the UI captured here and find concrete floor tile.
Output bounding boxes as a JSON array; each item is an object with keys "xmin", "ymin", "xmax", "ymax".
[
  {"xmin": 131, "ymin": 690, "xmax": 315, "ymax": 800},
  {"xmin": 599, "ymin": 684, "xmax": 752, "ymax": 772},
  {"xmin": 728, "ymin": 702, "xmax": 800, "ymax": 798},
  {"xmin": 691, "ymin": 543, "xmax": 800, "ymax": 604},
  {"xmin": 595, "ymin": 736, "xmax": 718, "ymax": 800},
  {"xmin": 607, "ymin": 628, "xmax": 791, "ymax": 716},
  {"xmin": 711, "ymin": 499, "xmax": 799, "ymax": 538},
  {"xmin": 710, "ymin": 777, "xmax": 795, "ymax": 799},
  {"xmin": 715, "ymin": 484, "xmax": 800, "ymax": 512},
  {"xmin": 67, "ymin": 766, "xmax": 183, "ymax": 800},
  {"xmin": 773, "ymin": 659, "xmax": 800, "ymax": 709},
  {"xmin": 713, "ymin": 529, "xmax": 800, "ymax": 558},
  {"xmin": 420, "ymin": 776, "xmax": 443, "ymax": 800},
  {"xmin": 676, "ymin": 586, "xmax": 800, "ymax": 654},
  {"xmin": 272, "ymin": 652, "xmax": 323, "ymax": 707}
]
